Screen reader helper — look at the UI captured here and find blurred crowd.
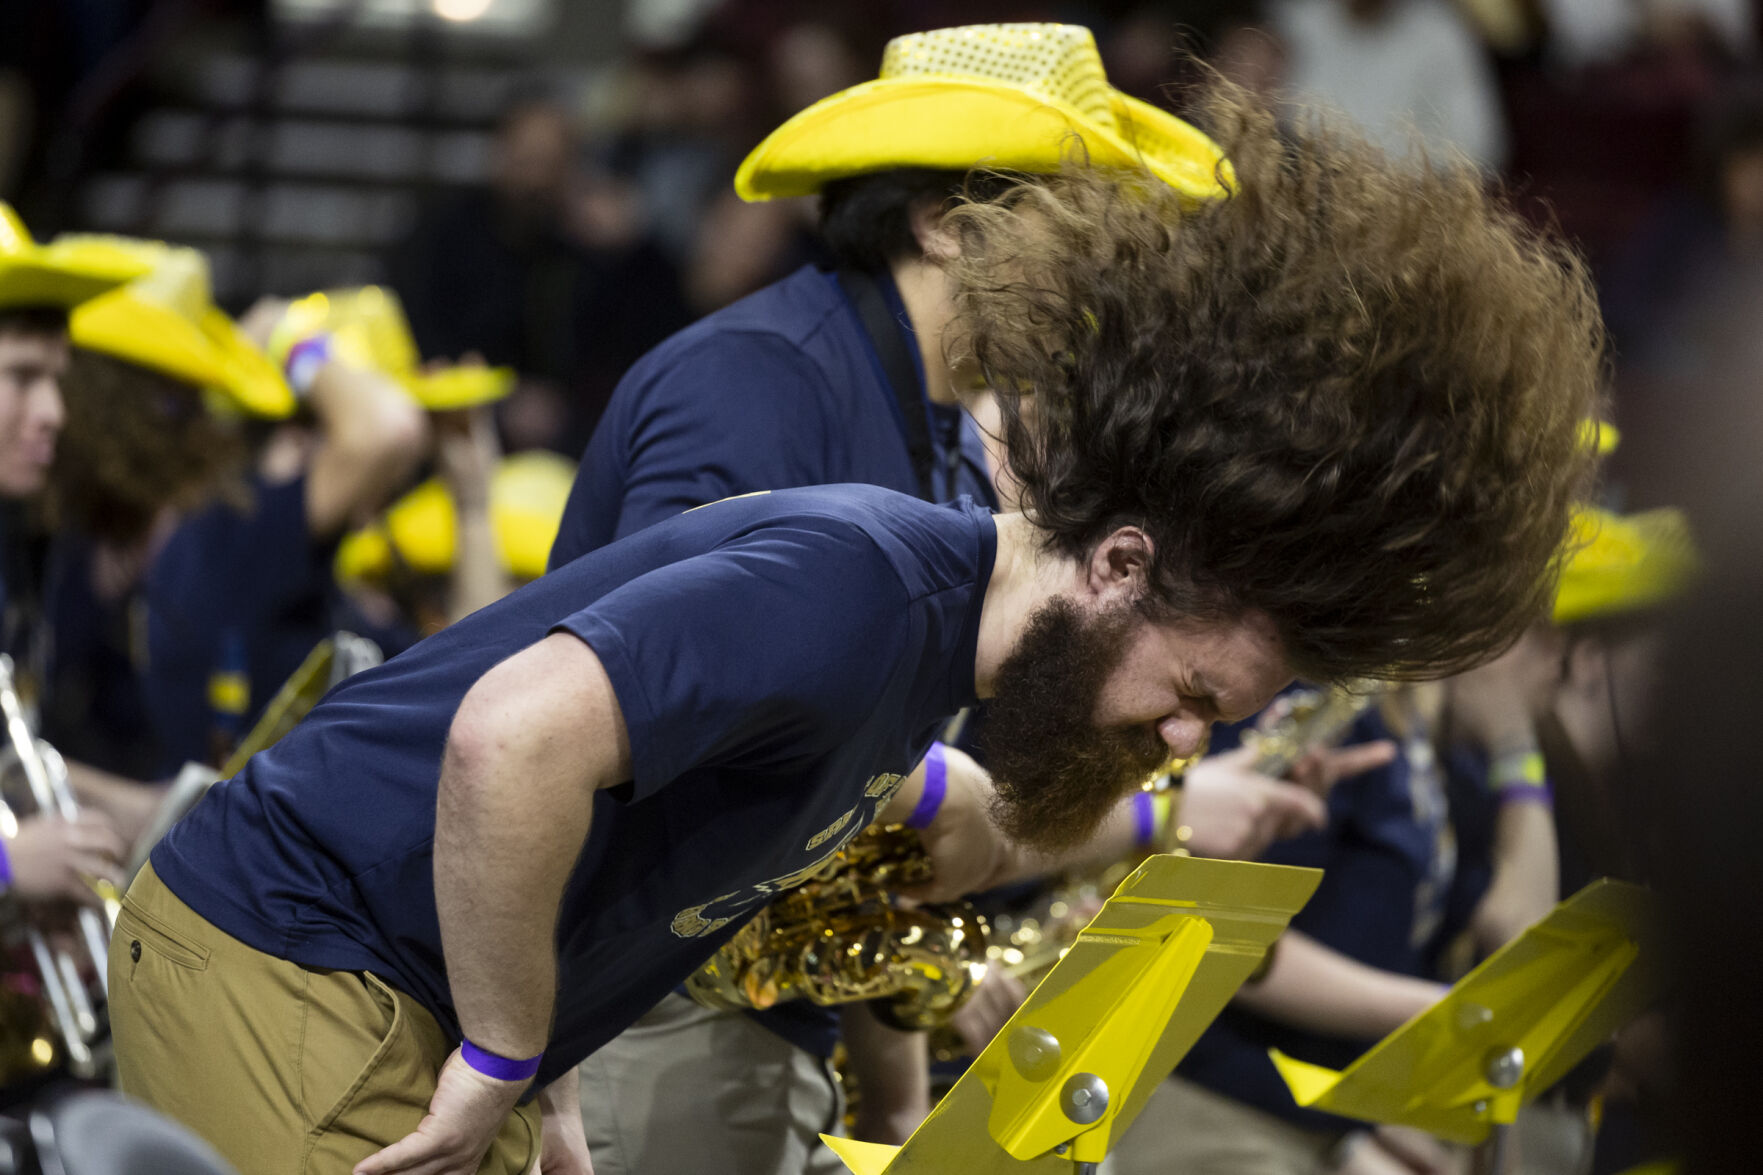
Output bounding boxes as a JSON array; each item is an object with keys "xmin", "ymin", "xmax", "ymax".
[{"xmin": 0, "ymin": 2, "xmax": 1757, "ymax": 1174}]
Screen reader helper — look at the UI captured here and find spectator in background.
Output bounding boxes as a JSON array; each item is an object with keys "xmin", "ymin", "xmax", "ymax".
[
  {"xmin": 1273, "ymin": 0, "xmax": 1508, "ymax": 171},
  {"xmin": 389, "ymin": 89, "xmax": 689, "ymax": 457}
]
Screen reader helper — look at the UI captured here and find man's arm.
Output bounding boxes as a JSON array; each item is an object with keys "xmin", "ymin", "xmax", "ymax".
[
  {"xmin": 1232, "ymin": 930, "xmax": 1446, "ymax": 1039},
  {"xmin": 357, "ymin": 632, "xmax": 628, "ymax": 1175}
]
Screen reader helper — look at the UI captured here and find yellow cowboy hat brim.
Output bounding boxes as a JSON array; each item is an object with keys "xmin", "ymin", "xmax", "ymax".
[
  {"xmin": 735, "ymin": 79, "xmax": 1231, "ymax": 203},
  {"xmin": 0, "ymin": 232, "xmax": 166, "ymax": 311},
  {"xmin": 1552, "ymin": 508, "xmax": 1699, "ymax": 627},
  {"xmin": 402, "ymin": 366, "xmax": 517, "ymax": 411},
  {"xmin": 71, "ymin": 287, "xmax": 296, "ymax": 419}
]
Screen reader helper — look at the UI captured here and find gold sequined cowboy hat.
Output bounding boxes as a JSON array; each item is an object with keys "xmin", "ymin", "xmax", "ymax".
[{"xmin": 735, "ymin": 23, "xmax": 1231, "ymax": 203}]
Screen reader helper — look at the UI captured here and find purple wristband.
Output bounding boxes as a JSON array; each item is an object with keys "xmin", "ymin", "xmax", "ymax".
[
  {"xmin": 0, "ymin": 834, "xmax": 12, "ymax": 889},
  {"xmin": 283, "ymin": 334, "xmax": 334, "ymax": 398},
  {"xmin": 1133, "ymin": 790, "xmax": 1156, "ymax": 848},
  {"xmin": 906, "ymin": 743, "xmax": 948, "ymax": 830},
  {"xmin": 460, "ymin": 1038, "xmax": 542, "ymax": 1083},
  {"xmin": 1495, "ymin": 783, "xmax": 1554, "ymax": 807}
]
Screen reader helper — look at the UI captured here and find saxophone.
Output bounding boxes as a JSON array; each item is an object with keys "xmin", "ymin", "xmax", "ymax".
[
  {"xmin": 936, "ymin": 684, "xmax": 1380, "ymax": 1059},
  {"xmin": 687, "ymin": 686, "xmax": 1379, "ymax": 1034},
  {"xmin": 684, "ymin": 823, "xmax": 989, "ymax": 1030}
]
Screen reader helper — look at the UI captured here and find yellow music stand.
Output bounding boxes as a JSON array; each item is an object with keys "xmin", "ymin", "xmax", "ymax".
[
  {"xmin": 824, "ymin": 854, "xmax": 1323, "ymax": 1174},
  {"xmin": 1271, "ymin": 879, "xmax": 1661, "ymax": 1169}
]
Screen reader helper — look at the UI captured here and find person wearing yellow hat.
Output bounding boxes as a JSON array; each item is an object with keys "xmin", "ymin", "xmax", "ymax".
[
  {"xmin": 39, "ymin": 251, "xmax": 433, "ymax": 778},
  {"xmin": 544, "ymin": 19, "xmax": 1606, "ymax": 1175},
  {"xmin": 0, "ymin": 207, "xmax": 144, "ymax": 922},
  {"xmin": 546, "ymin": 24, "xmax": 1249, "ymax": 1173}
]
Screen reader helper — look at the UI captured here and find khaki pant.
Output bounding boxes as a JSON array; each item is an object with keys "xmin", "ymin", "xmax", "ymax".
[
  {"xmin": 1111, "ymin": 1075, "xmax": 1338, "ymax": 1175},
  {"xmin": 578, "ymin": 992, "xmax": 846, "ymax": 1175},
  {"xmin": 109, "ymin": 863, "xmax": 541, "ymax": 1175}
]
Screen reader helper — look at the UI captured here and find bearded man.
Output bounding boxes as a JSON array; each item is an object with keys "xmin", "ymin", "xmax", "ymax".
[{"xmin": 107, "ymin": 62, "xmax": 1603, "ymax": 1175}]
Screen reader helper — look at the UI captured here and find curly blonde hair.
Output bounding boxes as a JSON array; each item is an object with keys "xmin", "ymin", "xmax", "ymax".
[{"xmin": 944, "ymin": 83, "xmax": 1604, "ymax": 683}]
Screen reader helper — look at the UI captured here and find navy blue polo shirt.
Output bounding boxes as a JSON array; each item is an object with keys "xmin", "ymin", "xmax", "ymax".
[
  {"xmin": 549, "ymin": 265, "xmax": 995, "ymax": 568},
  {"xmin": 548, "ymin": 264, "xmax": 998, "ymax": 1056},
  {"xmin": 151, "ymin": 484, "xmax": 997, "ymax": 1090}
]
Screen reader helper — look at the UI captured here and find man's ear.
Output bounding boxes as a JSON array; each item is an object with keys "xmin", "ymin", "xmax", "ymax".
[
  {"xmin": 1084, "ymin": 527, "xmax": 1154, "ymax": 606},
  {"xmin": 908, "ymin": 197, "xmax": 961, "ymax": 262}
]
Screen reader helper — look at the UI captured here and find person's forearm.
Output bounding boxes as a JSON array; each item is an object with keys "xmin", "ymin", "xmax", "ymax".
[
  {"xmin": 840, "ymin": 1004, "xmax": 930, "ymax": 1145},
  {"xmin": 304, "ymin": 361, "xmax": 430, "ymax": 537},
  {"xmin": 435, "ymin": 730, "xmax": 589, "ymax": 1056},
  {"xmin": 1471, "ymin": 800, "xmax": 1559, "ymax": 952},
  {"xmin": 448, "ymin": 505, "xmax": 515, "ymax": 623},
  {"xmin": 435, "ymin": 636, "xmax": 627, "ymax": 1058},
  {"xmin": 1232, "ymin": 930, "xmax": 1445, "ymax": 1039}
]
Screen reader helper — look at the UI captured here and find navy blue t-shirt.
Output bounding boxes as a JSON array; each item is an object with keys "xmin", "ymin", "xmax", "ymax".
[
  {"xmin": 549, "ymin": 265, "xmax": 995, "ymax": 568},
  {"xmin": 144, "ymin": 473, "xmax": 339, "ymax": 768},
  {"xmin": 151, "ymin": 485, "xmax": 996, "ymax": 1089}
]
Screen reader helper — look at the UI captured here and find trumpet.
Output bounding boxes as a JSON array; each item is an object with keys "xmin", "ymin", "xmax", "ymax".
[{"xmin": 0, "ymin": 654, "xmax": 113, "ymax": 1080}]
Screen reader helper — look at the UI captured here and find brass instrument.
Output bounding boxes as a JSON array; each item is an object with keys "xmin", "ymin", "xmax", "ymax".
[
  {"xmin": 685, "ymin": 824, "xmax": 990, "ymax": 1030},
  {"xmin": 936, "ymin": 684, "xmax": 1380, "ymax": 1062},
  {"xmin": 0, "ymin": 655, "xmax": 113, "ymax": 1080}
]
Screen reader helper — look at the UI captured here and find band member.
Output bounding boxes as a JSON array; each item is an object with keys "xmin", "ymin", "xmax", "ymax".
[
  {"xmin": 548, "ymin": 24, "xmax": 1344, "ymax": 1172},
  {"xmin": 110, "ymin": 67, "xmax": 1602, "ymax": 1175},
  {"xmin": 0, "ymin": 207, "xmax": 141, "ymax": 908},
  {"xmin": 45, "ymin": 266, "xmax": 433, "ymax": 774}
]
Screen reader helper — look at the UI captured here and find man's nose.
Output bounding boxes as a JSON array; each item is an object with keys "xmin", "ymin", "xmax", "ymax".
[{"xmin": 1157, "ymin": 713, "xmax": 1208, "ymax": 761}]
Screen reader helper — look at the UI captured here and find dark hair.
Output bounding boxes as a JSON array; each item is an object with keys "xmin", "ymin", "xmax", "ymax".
[
  {"xmin": 818, "ymin": 168, "xmax": 1015, "ymax": 272},
  {"xmin": 50, "ymin": 350, "xmax": 247, "ymax": 545},
  {"xmin": 0, "ymin": 306, "xmax": 68, "ymax": 340},
  {"xmin": 944, "ymin": 81, "xmax": 1604, "ymax": 684}
]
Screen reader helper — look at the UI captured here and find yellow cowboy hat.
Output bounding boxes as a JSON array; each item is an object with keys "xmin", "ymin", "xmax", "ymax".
[
  {"xmin": 336, "ymin": 451, "xmax": 576, "ymax": 586},
  {"xmin": 69, "ymin": 246, "xmax": 296, "ymax": 418},
  {"xmin": 735, "ymin": 23, "xmax": 1231, "ymax": 204},
  {"xmin": 0, "ymin": 204, "xmax": 158, "ymax": 311},
  {"xmin": 269, "ymin": 286, "xmax": 515, "ymax": 411},
  {"xmin": 1553, "ymin": 508, "xmax": 1700, "ymax": 626}
]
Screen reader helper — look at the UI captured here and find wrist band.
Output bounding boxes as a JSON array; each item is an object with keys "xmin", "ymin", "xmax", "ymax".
[
  {"xmin": 905, "ymin": 743, "xmax": 947, "ymax": 830},
  {"xmin": 1487, "ymin": 749, "xmax": 1546, "ymax": 793},
  {"xmin": 460, "ymin": 1038, "xmax": 542, "ymax": 1083},
  {"xmin": 283, "ymin": 333, "xmax": 334, "ymax": 399},
  {"xmin": 0, "ymin": 833, "xmax": 13, "ymax": 890},
  {"xmin": 1496, "ymin": 782, "xmax": 1554, "ymax": 807},
  {"xmin": 1132, "ymin": 790, "xmax": 1156, "ymax": 849}
]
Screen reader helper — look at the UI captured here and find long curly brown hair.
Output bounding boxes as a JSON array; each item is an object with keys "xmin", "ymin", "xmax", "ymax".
[
  {"xmin": 945, "ymin": 83, "xmax": 1604, "ymax": 684},
  {"xmin": 51, "ymin": 350, "xmax": 248, "ymax": 545}
]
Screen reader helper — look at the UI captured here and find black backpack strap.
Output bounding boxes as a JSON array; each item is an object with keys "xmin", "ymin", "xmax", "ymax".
[{"xmin": 837, "ymin": 269, "xmax": 936, "ymax": 502}]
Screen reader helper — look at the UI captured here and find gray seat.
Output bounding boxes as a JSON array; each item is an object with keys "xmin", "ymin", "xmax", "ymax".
[{"xmin": 22, "ymin": 1091, "xmax": 237, "ymax": 1175}]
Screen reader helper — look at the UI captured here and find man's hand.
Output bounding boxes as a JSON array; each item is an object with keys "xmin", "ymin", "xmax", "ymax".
[
  {"xmin": 353, "ymin": 1049, "xmax": 527, "ymax": 1175},
  {"xmin": 896, "ymin": 744, "xmax": 1027, "ymax": 903},
  {"xmin": 538, "ymin": 1068, "xmax": 593, "ymax": 1175},
  {"xmin": 7, "ymin": 814, "xmax": 126, "ymax": 905},
  {"xmin": 1179, "ymin": 740, "xmax": 1396, "ymax": 860},
  {"xmin": 948, "ymin": 968, "xmax": 1027, "ymax": 1056}
]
